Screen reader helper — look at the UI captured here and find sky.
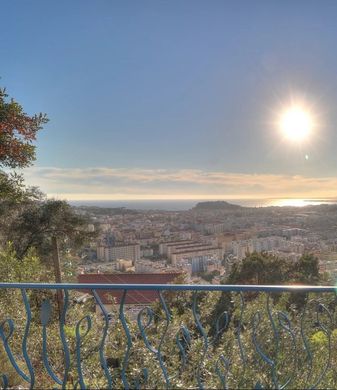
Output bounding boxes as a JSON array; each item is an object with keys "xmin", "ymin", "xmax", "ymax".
[{"xmin": 2, "ymin": 0, "xmax": 337, "ymax": 201}]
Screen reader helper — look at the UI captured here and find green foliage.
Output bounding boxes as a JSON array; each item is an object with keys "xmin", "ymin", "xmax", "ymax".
[
  {"xmin": 311, "ymin": 330, "xmax": 328, "ymax": 345},
  {"xmin": 4, "ymin": 199, "xmax": 96, "ymax": 262},
  {"xmin": 0, "ymin": 171, "xmax": 25, "ymax": 203},
  {"xmin": 293, "ymin": 253, "xmax": 320, "ymax": 284},
  {"xmin": 227, "ymin": 252, "xmax": 292, "ymax": 285},
  {"xmin": 0, "ymin": 243, "xmax": 46, "ymax": 283},
  {"xmin": 2, "ymin": 270, "xmax": 337, "ymax": 389},
  {"xmin": 197, "ymin": 270, "xmax": 220, "ymax": 282},
  {"xmin": 0, "ymin": 171, "xmax": 43, "ymax": 221},
  {"xmin": 227, "ymin": 251, "xmax": 321, "ymax": 286}
]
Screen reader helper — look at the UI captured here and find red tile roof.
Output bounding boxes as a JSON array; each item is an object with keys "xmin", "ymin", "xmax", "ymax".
[{"xmin": 77, "ymin": 273, "xmax": 181, "ymax": 305}]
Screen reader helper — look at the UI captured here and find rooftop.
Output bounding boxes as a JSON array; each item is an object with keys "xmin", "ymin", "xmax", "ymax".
[{"xmin": 78, "ymin": 273, "xmax": 181, "ymax": 304}]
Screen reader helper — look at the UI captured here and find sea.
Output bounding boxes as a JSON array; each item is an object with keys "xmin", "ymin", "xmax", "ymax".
[{"xmin": 69, "ymin": 198, "xmax": 337, "ymax": 211}]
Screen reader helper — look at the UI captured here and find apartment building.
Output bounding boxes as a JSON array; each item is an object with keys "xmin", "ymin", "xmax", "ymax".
[
  {"xmin": 170, "ymin": 245, "xmax": 223, "ymax": 265},
  {"xmin": 97, "ymin": 243, "xmax": 140, "ymax": 263},
  {"xmin": 159, "ymin": 240, "xmax": 194, "ymax": 256}
]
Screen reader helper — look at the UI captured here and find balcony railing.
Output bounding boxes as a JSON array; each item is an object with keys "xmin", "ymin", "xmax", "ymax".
[{"xmin": 1, "ymin": 283, "xmax": 337, "ymax": 389}]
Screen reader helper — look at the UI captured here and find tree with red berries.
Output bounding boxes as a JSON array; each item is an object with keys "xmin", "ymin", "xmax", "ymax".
[
  {"xmin": 0, "ymin": 84, "xmax": 94, "ymax": 277},
  {"xmin": 0, "ymin": 87, "xmax": 48, "ymax": 169},
  {"xmin": 0, "ymin": 86, "xmax": 48, "ymax": 205}
]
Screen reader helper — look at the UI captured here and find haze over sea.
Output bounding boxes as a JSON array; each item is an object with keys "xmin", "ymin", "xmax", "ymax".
[{"xmin": 69, "ymin": 198, "xmax": 337, "ymax": 211}]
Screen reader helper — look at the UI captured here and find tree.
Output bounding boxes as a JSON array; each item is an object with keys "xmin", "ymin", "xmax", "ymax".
[
  {"xmin": 6, "ymin": 199, "xmax": 96, "ymax": 262},
  {"xmin": 3, "ymin": 197, "xmax": 97, "ymax": 312},
  {"xmin": 293, "ymin": 253, "xmax": 320, "ymax": 284},
  {"xmin": 226, "ymin": 252, "xmax": 293, "ymax": 285},
  {"xmin": 0, "ymin": 82, "xmax": 95, "ymax": 287},
  {"xmin": 0, "ymin": 170, "xmax": 25, "ymax": 201},
  {"xmin": 0, "ymin": 86, "xmax": 48, "ymax": 169},
  {"xmin": 226, "ymin": 252, "xmax": 321, "ymax": 286},
  {"xmin": 0, "ymin": 84, "xmax": 48, "ymax": 213}
]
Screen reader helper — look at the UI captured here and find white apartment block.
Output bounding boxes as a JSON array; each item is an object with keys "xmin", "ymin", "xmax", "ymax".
[
  {"xmin": 97, "ymin": 244, "xmax": 140, "ymax": 263},
  {"xmin": 170, "ymin": 246, "xmax": 223, "ymax": 265},
  {"xmin": 231, "ymin": 236, "xmax": 305, "ymax": 260},
  {"xmin": 159, "ymin": 240, "xmax": 194, "ymax": 256}
]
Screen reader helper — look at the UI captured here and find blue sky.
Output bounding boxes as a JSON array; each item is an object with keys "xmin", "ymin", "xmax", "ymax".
[{"xmin": 2, "ymin": 0, "xmax": 337, "ymax": 200}]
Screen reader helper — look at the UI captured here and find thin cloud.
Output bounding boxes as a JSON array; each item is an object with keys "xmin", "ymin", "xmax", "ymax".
[{"xmin": 22, "ymin": 167, "xmax": 337, "ymax": 200}]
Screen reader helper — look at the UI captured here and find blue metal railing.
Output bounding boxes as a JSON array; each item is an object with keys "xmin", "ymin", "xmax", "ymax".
[{"xmin": 0, "ymin": 283, "xmax": 336, "ymax": 389}]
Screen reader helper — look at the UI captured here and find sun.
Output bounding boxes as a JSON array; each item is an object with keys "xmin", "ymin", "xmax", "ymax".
[{"xmin": 280, "ymin": 106, "xmax": 313, "ymax": 142}]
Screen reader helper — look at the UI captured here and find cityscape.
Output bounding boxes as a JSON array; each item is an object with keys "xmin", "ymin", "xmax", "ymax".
[
  {"xmin": 3, "ymin": 1, "xmax": 337, "ymax": 388},
  {"xmin": 76, "ymin": 200, "xmax": 337, "ymax": 285}
]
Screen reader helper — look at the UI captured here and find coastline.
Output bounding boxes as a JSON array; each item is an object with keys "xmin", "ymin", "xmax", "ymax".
[{"xmin": 69, "ymin": 198, "xmax": 337, "ymax": 211}]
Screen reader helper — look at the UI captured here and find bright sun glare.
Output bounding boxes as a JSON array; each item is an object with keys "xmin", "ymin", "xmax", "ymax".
[{"xmin": 280, "ymin": 106, "xmax": 313, "ymax": 142}]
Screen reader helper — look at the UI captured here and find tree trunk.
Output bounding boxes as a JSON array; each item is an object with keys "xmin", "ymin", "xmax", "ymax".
[{"xmin": 52, "ymin": 236, "xmax": 63, "ymax": 316}]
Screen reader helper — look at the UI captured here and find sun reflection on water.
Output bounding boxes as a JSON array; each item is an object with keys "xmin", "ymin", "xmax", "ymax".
[{"xmin": 268, "ymin": 198, "xmax": 336, "ymax": 207}]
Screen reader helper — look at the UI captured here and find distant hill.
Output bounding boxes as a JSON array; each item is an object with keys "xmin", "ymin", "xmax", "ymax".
[{"xmin": 192, "ymin": 201, "xmax": 243, "ymax": 211}]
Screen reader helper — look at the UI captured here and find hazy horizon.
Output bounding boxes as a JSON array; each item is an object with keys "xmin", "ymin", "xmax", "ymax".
[{"xmin": 68, "ymin": 197, "xmax": 337, "ymax": 211}]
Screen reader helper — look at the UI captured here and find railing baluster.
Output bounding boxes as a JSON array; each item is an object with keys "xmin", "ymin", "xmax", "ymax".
[
  {"xmin": 175, "ymin": 325, "xmax": 191, "ymax": 372},
  {"xmin": 40, "ymin": 298, "xmax": 63, "ymax": 385},
  {"xmin": 92, "ymin": 289, "xmax": 113, "ymax": 390},
  {"xmin": 59, "ymin": 289, "xmax": 71, "ymax": 389},
  {"xmin": 300, "ymin": 296, "xmax": 313, "ymax": 388},
  {"xmin": 0, "ymin": 374, "xmax": 8, "ymax": 390},
  {"xmin": 20, "ymin": 289, "xmax": 35, "ymax": 389},
  {"xmin": 157, "ymin": 291, "xmax": 171, "ymax": 388},
  {"xmin": 137, "ymin": 291, "xmax": 171, "ymax": 389},
  {"xmin": 215, "ymin": 354, "xmax": 230, "ymax": 389},
  {"xmin": 75, "ymin": 315, "xmax": 92, "ymax": 389},
  {"xmin": 236, "ymin": 292, "xmax": 246, "ymax": 359},
  {"xmin": 277, "ymin": 311, "xmax": 296, "ymax": 389},
  {"xmin": 266, "ymin": 294, "xmax": 280, "ymax": 389},
  {"xmin": 0, "ymin": 318, "xmax": 32, "ymax": 386},
  {"xmin": 119, "ymin": 289, "xmax": 132, "ymax": 390},
  {"xmin": 252, "ymin": 310, "xmax": 276, "ymax": 389},
  {"xmin": 310, "ymin": 302, "xmax": 332, "ymax": 389},
  {"xmin": 192, "ymin": 291, "xmax": 209, "ymax": 390}
]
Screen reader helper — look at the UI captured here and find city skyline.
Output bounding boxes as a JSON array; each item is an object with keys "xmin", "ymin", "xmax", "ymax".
[{"xmin": 2, "ymin": 1, "xmax": 337, "ymax": 201}]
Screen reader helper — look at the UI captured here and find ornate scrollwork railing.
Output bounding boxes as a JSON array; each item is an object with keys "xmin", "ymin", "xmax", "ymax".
[{"xmin": 0, "ymin": 283, "xmax": 337, "ymax": 389}]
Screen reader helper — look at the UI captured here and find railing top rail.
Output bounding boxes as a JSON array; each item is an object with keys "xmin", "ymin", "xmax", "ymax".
[{"xmin": 0, "ymin": 282, "xmax": 336, "ymax": 292}]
